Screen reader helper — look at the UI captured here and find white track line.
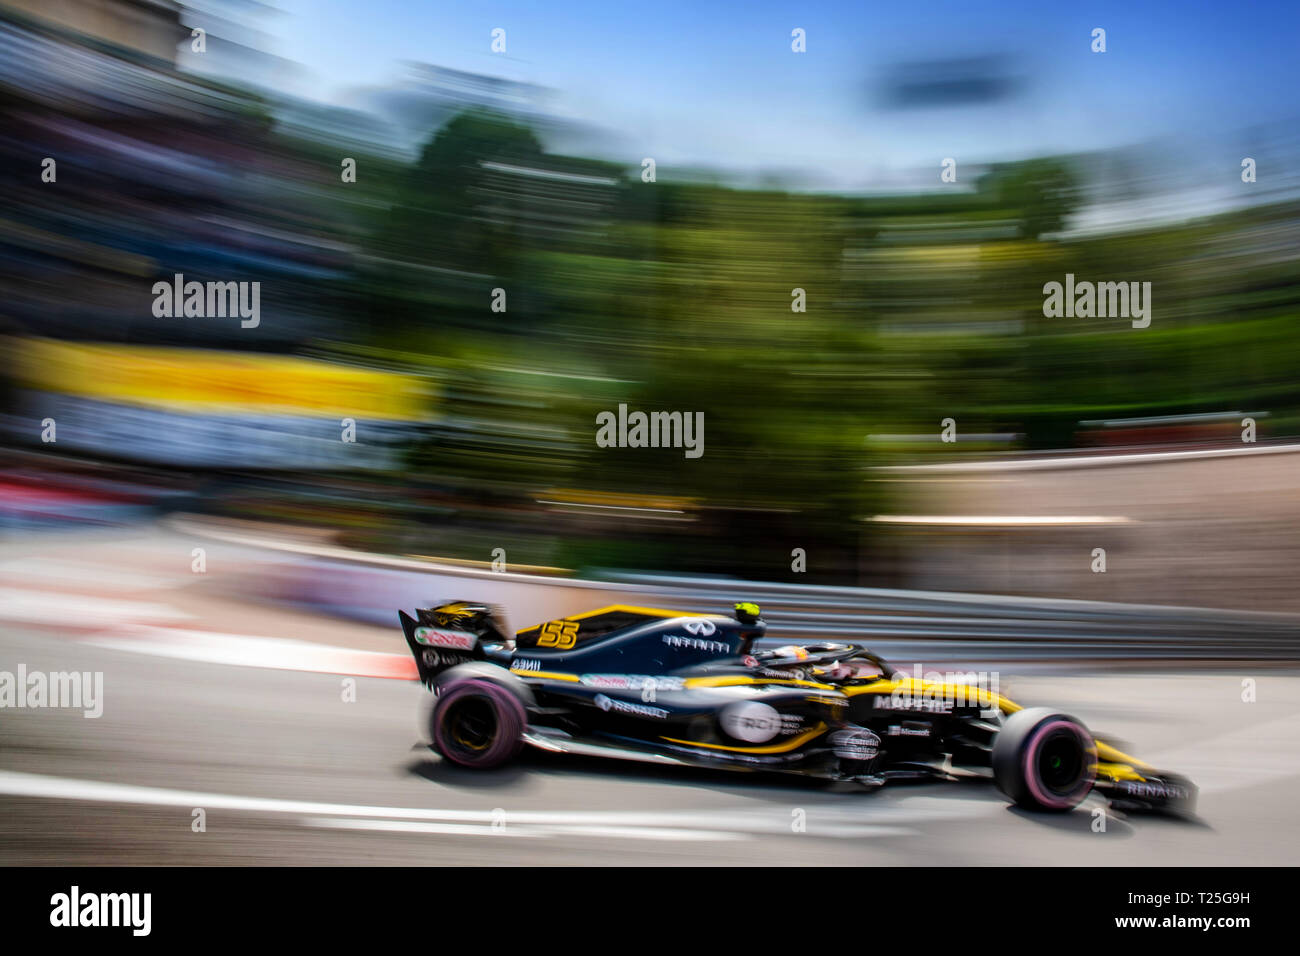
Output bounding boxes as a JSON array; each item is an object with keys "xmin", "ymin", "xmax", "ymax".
[
  {"xmin": 299, "ymin": 818, "xmax": 547, "ymax": 839},
  {"xmin": 0, "ymin": 770, "xmax": 978, "ymax": 840},
  {"xmin": 301, "ymin": 817, "xmax": 744, "ymax": 841}
]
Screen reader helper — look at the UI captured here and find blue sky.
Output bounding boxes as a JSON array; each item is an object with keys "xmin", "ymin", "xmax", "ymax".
[{"xmin": 265, "ymin": 0, "xmax": 1299, "ymax": 188}]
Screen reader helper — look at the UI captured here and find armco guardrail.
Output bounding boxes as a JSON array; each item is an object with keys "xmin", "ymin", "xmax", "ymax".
[
  {"xmin": 600, "ymin": 573, "xmax": 1300, "ymax": 662},
  {"xmin": 182, "ymin": 518, "xmax": 1300, "ymax": 663}
]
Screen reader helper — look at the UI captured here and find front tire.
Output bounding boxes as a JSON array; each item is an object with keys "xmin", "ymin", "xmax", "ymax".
[
  {"xmin": 430, "ymin": 678, "xmax": 526, "ymax": 769},
  {"xmin": 992, "ymin": 707, "xmax": 1096, "ymax": 811}
]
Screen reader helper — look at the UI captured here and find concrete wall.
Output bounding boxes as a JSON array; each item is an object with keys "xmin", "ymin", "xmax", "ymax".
[{"xmin": 881, "ymin": 446, "xmax": 1300, "ymax": 612}]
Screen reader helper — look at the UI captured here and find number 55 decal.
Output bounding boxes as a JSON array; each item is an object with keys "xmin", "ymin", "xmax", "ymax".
[{"xmin": 539, "ymin": 620, "xmax": 579, "ymax": 649}]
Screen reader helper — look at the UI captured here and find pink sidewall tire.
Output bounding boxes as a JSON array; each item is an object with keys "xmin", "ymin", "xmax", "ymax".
[
  {"xmin": 430, "ymin": 678, "xmax": 526, "ymax": 769},
  {"xmin": 992, "ymin": 707, "xmax": 1097, "ymax": 812}
]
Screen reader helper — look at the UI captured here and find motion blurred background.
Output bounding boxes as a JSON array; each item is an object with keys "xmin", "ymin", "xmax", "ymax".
[
  {"xmin": 2, "ymin": 0, "xmax": 1298, "ymax": 610},
  {"xmin": 3, "ymin": 0, "xmax": 1300, "ymax": 870}
]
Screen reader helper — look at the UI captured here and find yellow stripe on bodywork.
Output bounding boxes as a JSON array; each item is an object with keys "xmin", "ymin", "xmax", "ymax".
[
  {"xmin": 1096, "ymin": 761, "xmax": 1147, "ymax": 782},
  {"xmin": 842, "ymin": 677, "xmax": 1021, "ymax": 714},
  {"xmin": 1095, "ymin": 740, "xmax": 1153, "ymax": 771},
  {"xmin": 508, "ymin": 669, "xmax": 581, "ymax": 682},
  {"xmin": 516, "ymin": 604, "xmax": 729, "ymax": 637},
  {"xmin": 684, "ymin": 675, "xmax": 837, "ymax": 691},
  {"xmin": 570, "ymin": 604, "xmax": 729, "ymax": 621},
  {"xmin": 661, "ymin": 724, "xmax": 828, "ymax": 754},
  {"xmin": 846, "ymin": 679, "xmax": 1156, "ymax": 773}
]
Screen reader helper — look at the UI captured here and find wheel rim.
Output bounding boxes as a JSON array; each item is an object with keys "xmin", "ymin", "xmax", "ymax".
[
  {"xmin": 444, "ymin": 695, "xmax": 499, "ymax": 756},
  {"xmin": 1036, "ymin": 729, "xmax": 1085, "ymax": 795}
]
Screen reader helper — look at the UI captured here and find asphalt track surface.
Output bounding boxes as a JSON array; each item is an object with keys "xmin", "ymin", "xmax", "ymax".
[{"xmin": 2, "ymin": 526, "xmax": 1299, "ymax": 865}]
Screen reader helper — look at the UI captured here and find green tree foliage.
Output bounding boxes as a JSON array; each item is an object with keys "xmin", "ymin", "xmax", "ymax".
[
  {"xmin": 980, "ymin": 157, "xmax": 1079, "ymax": 239},
  {"xmin": 350, "ymin": 111, "xmax": 1300, "ymax": 579}
]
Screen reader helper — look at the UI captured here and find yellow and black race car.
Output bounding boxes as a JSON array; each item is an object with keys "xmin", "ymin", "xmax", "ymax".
[{"xmin": 399, "ymin": 600, "xmax": 1196, "ymax": 813}]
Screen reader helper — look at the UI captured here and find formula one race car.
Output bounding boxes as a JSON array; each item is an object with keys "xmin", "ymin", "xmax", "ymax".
[{"xmin": 399, "ymin": 601, "xmax": 1196, "ymax": 813}]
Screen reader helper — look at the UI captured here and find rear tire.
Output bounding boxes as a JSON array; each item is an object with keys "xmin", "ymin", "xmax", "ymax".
[
  {"xmin": 430, "ymin": 679, "xmax": 526, "ymax": 769},
  {"xmin": 992, "ymin": 707, "xmax": 1096, "ymax": 811}
]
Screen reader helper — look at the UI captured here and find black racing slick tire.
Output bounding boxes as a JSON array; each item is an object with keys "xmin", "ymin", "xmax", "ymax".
[
  {"xmin": 992, "ymin": 707, "xmax": 1097, "ymax": 811},
  {"xmin": 429, "ymin": 678, "xmax": 526, "ymax": 769}
]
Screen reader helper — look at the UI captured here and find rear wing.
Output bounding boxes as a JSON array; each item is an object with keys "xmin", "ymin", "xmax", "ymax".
[{"xmin": 398, "ymin": 610, "xmax": 487, "ymax": 686}]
